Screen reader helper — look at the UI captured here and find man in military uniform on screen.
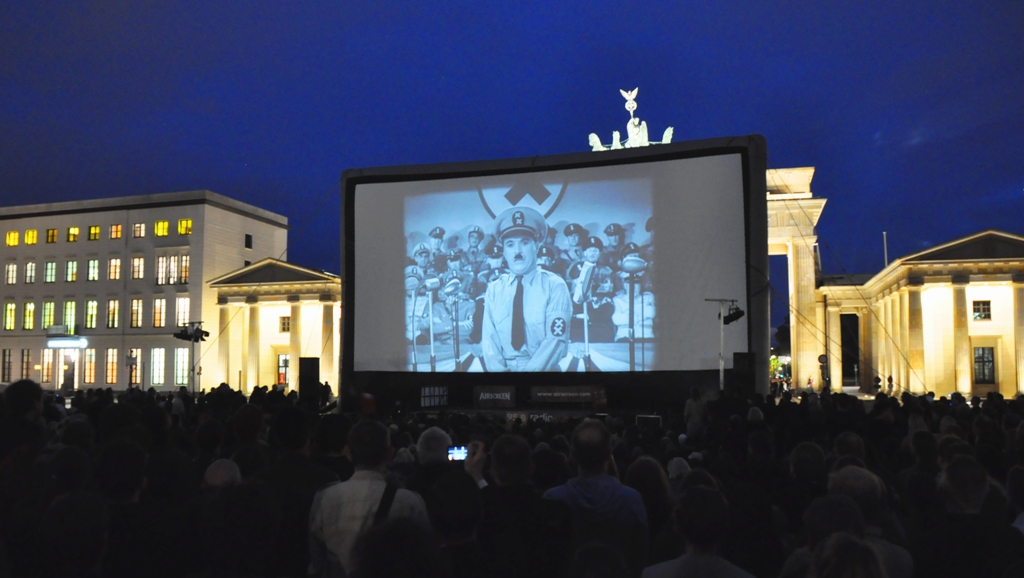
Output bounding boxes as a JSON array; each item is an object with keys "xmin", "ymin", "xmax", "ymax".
[
  {"xmin": 560, "ymin": 223, "xmax": 587, "ymax": 268},
  {"xmin": 411, "ymin": 243, "xmax": 436, "ymax": 281},
  {"xmin": 464, "ymin": 226, "xmax": 486, "ymax": 273},
  {"xmin": 482, "ymin": 207, "xmax": 572, "ymax": 372},
  {"xmin": 600, "ymin": 223, "xmax": 626, "ymax": 269},
  {"xmin": 429, "ymin": 227, "xmax": 447, "ymax": 271}
]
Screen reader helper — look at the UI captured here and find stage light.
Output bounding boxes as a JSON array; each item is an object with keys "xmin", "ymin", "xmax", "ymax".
[{"xmin": 723, "ymin": 305, "xmax": 745, "ymax": 325}]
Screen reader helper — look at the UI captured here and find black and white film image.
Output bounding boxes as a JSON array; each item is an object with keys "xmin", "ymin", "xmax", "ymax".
[{"xmin": 404, "ymin": 178, "xmax": 654, "ymax": 372}]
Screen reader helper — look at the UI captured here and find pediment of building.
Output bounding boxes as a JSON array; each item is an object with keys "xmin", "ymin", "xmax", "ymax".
[
  {"xmin": 903, "ymin": 230, "xmax": 1024, "ymax": 263},
  {"xmin": 209, "ymin": 258, "xmax": 338, "ymax": 286}
]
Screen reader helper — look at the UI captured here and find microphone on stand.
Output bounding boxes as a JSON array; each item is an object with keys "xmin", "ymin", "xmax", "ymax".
[
  {"xmin": 423, "ymin": 278, "xmax": 441, "ymax": 372},
  {"xmin": 443, "ymin": 278, "xmax": 463, "ymax": 370},
  {"xmin": 620, "ymin": 256, "xmax": 647, "ymax": 372}
]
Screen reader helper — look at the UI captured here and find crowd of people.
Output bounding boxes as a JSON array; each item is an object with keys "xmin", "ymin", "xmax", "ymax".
[{"xmin": 3, "ymin": 380, "xmax": 1024, "ymax": 577}]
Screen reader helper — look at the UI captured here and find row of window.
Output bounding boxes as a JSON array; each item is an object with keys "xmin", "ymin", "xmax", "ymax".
[
  {"xmin": 3, "ymin": 255, "xmax": 189, "ymax": 285},
  {"xmin": 2, "ymin": 297, "xmax": 190, "ymax": 330},
  {"xmin": 0, "ymin": 347, "xmax": 189, "ymax": 386},
  {"xmin": 5, "ymin": 220, "xmax": 192, "ymax": 247}
]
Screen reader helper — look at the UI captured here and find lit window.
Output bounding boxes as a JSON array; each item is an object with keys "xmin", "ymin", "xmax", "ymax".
[
  {"xmin": 280, "ymin": 316, "xmax": 291, "ymax": 332},
  {"xmin": 174, "ymin": 348, "xmax": 189, "ymax": 385},
  {"xmin": 88, "ymin": 226, "xmax": 100, "ymax": 241},
  {"xmin": 153, "ymin": 299, "xmax": 166, "ymax": 328},
  {"xmin": 1, "ymin": 350, "xmax": 9, "ymax": 382},
  {"xmin": 20, "ymin": 350, "xmax": 30, "ymax": 379},
  {"xmin": 5, "ymin": 231, "xmax": 18, "ymax": 246},
  {"xmin": 25, "ymin": 230, "xmax": 37, "ymax": 245},
  {"xmin": 130, "ymin": 299, "xmax": 143, "ymax": 328},
  {"xmin": 67, "ymin": 227, "xmax": 79, "ymax": 242},
  {"xmin": 41, "ymin": 349, "xmax": 53, "ymax": 382},
  {"xmin": 87, "ymin": 260, "xmax": 99, "ymax": 281},
  {"xmin": 974, "ymin": 346, "xmax": 995, "ymax": 384},
  {"xmin": 83, "ymin": 349, "xmax": 96, "ymax": 384},
  {"xmin": 155, "ymin": 221, "xmax": 169, "ymax": 237},
  {"xmin": 180, "ymin": 255, "xmax": 190, "ymax": 284},
  {"xmin": 973, "ymin": 301, "xmax": 991, "ymax": 321},
  {"xmin": 5, "ymin": 264, "xmax": 16, "ymax": 285},
  {"xmin": 108, "ymin": 258, "xmax": 121, "ymax": 280},
  {"xmin": 133, "ymin": 223, "xmax": 145, "ymax": 238},
  {"xmin": 277, "ymin": 354, "xmax": 289, "ymax": 385},
  {"xmin": 63, "ymin": 301, "xmax": 76, "ymax": 329},
  {"xmin": 24, "ymin": 263, "xmax": 35, "ymax": 284},
  {"xmin": 178, "ymin": 219, "xmax": 192, "ymax": 235},
  {"xmin": 22, "ymin": 303, "xmax": 34, "ymax": 330},
  {"xmin": 3, "ymin": 303, "xmax": 14, "ymax": 331},
  {"xmin": 156, "ymin": 256, "xmax": 167, "ymax": 285},
  {"xmin": 169, "ymin": 255, "xmax": 179, "ymax": 284},
  {"xmin": 85, "ymin": 301, "xmax": 98, "ymax": 329},
  {"xmin": 65, "ymin": 261, "xmax": 77, "ymax": 282},
  {"xmin": 42, "ymin": 302, "xmax": 55, "ymax": 328},
  {"xmin": 175, "ymin": 297, "xmax": 190, "ymax": 327},
  {"xmin": 245, "ymin": 234, "xmax": 253, "ymax": 249},
  {"xmin": 44, "ymin": 262, "xmax": 56, "ymax": 283},
  {"xmin": 128, "ymin": 348, "xmax": 141, "ymax": 384},
  {"xmin": 131, "ymin": 257, "xmax": 144, "ymax": 279},
  {"xmin": 46, "ymin": 229, "xmax": 57, "ymax": 243},
  {"xmin": 151, "ymin": 348, "xmax": 165, "ymax": 385},
  {"xmin": 105, "ymin": 349, "xmax": 118, "ymax": 385},
  {"xmin": 110, "ymin": 224, "xmax": 122, "ymax": 239},
  {"xmin": 107, "ymin": 300, "xmax": 119, "ymax": 328}
]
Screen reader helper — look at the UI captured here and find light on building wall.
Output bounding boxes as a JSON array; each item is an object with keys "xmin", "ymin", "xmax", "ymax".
[{"xmin": 46, "ymin": 337, "xmax": 89, "ymax": 349}]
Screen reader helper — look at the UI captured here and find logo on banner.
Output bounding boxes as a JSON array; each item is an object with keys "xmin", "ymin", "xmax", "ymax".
[{"xmin": 477, "ymin": 181, "xmax": 568, "ymax": 219}]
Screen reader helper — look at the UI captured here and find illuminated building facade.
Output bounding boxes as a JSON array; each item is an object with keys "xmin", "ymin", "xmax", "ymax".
[
  {"xmin": 208, "ymin": 259, "xmax": 341, "ymax": 393},
  {"xmin": 767, "ymin": 168, "xmax": 1024, "ymax": 398},
  {"xmin": 0, "ymin": 190, "xmax": 288, "ymax": 390}
]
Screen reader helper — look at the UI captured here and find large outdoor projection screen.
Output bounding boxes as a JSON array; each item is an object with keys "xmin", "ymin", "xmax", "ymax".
[{"xmin": 342, "ymin": 136, "xmax": 768, "ymax": 391}]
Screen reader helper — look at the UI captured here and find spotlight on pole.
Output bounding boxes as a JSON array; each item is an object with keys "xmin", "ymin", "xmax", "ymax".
[{"xmin": 723, "ymin": 304, "xmax": 745, "ymax": 325}]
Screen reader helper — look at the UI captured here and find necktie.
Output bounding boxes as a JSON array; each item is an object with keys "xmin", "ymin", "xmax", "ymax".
[{"xmin": 512, "ymin": 276, "xmax": 525, "ymax": 350}]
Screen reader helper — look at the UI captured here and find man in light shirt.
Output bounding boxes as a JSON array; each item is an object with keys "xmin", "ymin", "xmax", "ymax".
[{"xmin": 309, "ymin": 420, "xmax": 430, "ymax": 577}]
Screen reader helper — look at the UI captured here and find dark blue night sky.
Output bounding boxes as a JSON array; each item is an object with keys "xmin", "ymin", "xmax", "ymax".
[{"xmin": 2, "ymin": 1, "xmax": 1022, "ymax": 330}]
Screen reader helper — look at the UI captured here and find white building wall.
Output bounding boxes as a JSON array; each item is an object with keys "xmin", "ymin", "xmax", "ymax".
[{"xmin": 0, "ymin": 191, "xmax": 288, "ymax": 390}]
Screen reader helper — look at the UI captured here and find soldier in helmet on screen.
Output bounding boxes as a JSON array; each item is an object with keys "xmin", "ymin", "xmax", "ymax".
[
  {"xmin": 537, "ymin": 245, "xmax": 559, "ymax": 274},
  {"xmin": 411, "ymin": 242, "xmax": 437, "ymax": 281},
  {"xmin": 481, "ymin": 207, "xmax": 571, "ymax": 372},
  {"xmin": 429, "ymin": 226, "xmax": 447, "ymax": 271},
  {"xmin": 477, "ymin": 243, "xmax": 507, "ymax": 286},
  {"xmin": 464, "ymin": 226, "xmax": 486, "ymax": 273},
  {"xmin": 600, "ymin": 223, "xmax": 626, "ymax": 269},
  {"xmin": 560, "ymin": 223, "xmax": 587, "ymax": 269}
]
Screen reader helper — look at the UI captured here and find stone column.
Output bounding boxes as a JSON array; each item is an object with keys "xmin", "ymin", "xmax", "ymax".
[
  {"xmin": 827, "ymin": 305, "xmax": 843, "ymax": 391},
  {"xmin": 907, "ymin": 280, "xmax": 925, "ymax": 393},
  {"xmin": 218, "ymin": 298, "xmax": 231, "ymax": 388},
  {"xmin": 320, "ymin": 296, "xmax": 335, "ymax": 392},
  {"xmin": 900, "ymin": 288, "xmax": 911, "ymax": 389},
  {"xmin": 246, "ymin": 296, "xmax": 260, "ymax": 392},
  {"xmin": 884, "ymin": 295, "xmax": 893, "ymax": 385},
  {"xmin": 859, "ymin": 309, "xmax": 873, "ymax": 392},
  {"xmin": 288, "ymin": 296, "xmax": 302, "ymax": 392},
  {"xmin": 952, "ymin": 277, "xmax": 972, "ymax": 395},
  {"xmin": 872, "ymin": 301, "xmax": 885, "ymax": 387},
  {"xmin": 1013, "ymin": 274, "xmax": 1024, "ymax": 395},
  {"xmin": 892, "ymin": 291, "xmax": 904, "ymax": 391},
  {"xmin": 788, "ymin": 237, "xmax": 821, "ymax": 389}
]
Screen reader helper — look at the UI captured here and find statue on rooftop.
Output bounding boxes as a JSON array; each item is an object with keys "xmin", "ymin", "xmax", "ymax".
[{"xmin": 588, "ymin": 87, "xmax": 673, "ymax": 151}]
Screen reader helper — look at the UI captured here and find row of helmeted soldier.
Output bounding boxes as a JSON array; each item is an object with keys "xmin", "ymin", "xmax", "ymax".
[{"xmin": 405, "ymin": 219, "xmax": 654, "ymax": 347}]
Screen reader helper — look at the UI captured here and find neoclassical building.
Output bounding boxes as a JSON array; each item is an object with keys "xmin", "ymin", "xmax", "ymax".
[
  {"xmin": 766, "ymin": 168, "xmax": 1024, "ymax": 398},
  {"xmin": 209, "ymin": 259, "xmax": 341, "ymax": 393}
]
